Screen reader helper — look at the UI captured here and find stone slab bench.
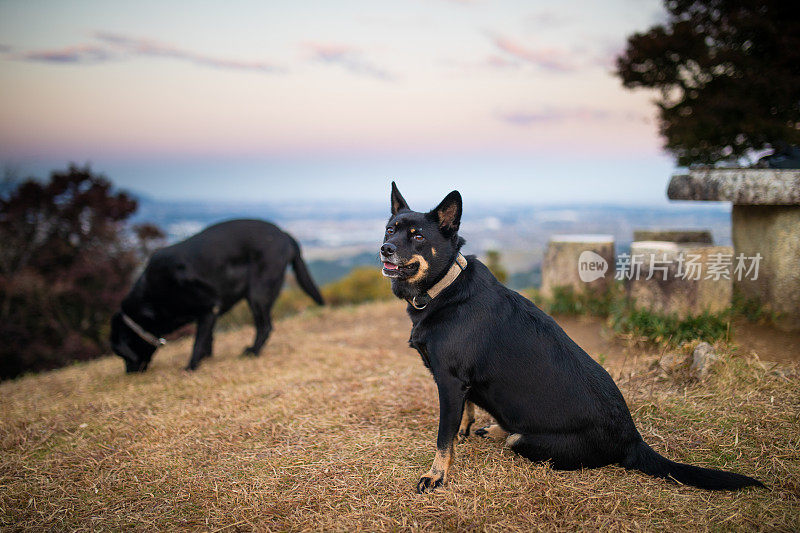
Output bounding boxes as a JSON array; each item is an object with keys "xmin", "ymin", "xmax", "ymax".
[
  {"xmin": 668, "ymin": 168, "xmax": 800, "ymax": 204},
  {"xmin": 667, "ymin": 168, "xmax": 800, "ymax": 330}
]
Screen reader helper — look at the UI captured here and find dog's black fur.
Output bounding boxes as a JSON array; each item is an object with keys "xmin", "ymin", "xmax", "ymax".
[
  {"xmin": 111, "ymin": 219, "xmax": 324, "ymax": 373},
  {"xmin": 380, "ymin": 183, "xmax": 763, "ymax": 493}
]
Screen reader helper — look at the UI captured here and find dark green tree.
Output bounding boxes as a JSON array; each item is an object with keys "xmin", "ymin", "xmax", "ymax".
[{"xmin": 616, "ymin": 0, "xmax": 800, "ymax": 165}]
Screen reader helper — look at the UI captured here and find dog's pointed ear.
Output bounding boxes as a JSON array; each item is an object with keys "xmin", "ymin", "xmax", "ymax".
[
  {"xmin": 390, "ymin": 181, "xmax": 410, "ymax": 215},
  {"xmin": 431, "ymin": 190, "xmax": 462, "ymax": 235}
]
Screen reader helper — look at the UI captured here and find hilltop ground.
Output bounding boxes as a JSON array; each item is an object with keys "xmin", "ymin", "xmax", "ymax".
[{"xmin": 1, "ymin": 301, "xmax": 798, "ymax": 531}]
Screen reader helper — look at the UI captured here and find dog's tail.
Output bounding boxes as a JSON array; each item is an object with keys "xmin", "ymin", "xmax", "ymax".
[
  {"xmin": 622, "ymin": 439, "xmax": 763, "ymax": 490},
  {"xmin": 288, "ymin": 237, "xmax": 325, "ymax": 305}
]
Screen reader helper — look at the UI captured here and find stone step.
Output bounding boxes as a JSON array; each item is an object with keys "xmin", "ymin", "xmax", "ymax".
[
  {"xmin": 632, "ymin": 229, "xmax": 713, "ymax": 244},
  {"xmin": 625, "ymin": 242, "xmax": 733, "ymax": 317},
  {"xmin": 540, "ymin": 235, "xmax": 615, "ymax": 299}
]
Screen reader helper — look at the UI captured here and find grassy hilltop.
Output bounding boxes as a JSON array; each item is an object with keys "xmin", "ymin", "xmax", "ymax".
[{"xmin": 1, "ymin": 301, "xmax": 799, "ymax": 531}]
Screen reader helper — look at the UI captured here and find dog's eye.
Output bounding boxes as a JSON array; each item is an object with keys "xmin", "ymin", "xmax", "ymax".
[
  {"xmin": 386, "ymin": 227, "xmax": 395, "ymax": 235},
  {"xmin": 413, "ymin": 234, "xmax": 424, "ymax": 242}
]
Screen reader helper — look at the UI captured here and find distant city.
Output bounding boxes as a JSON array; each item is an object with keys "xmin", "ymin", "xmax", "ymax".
[{"xmin": 131, "ymin": 195, "xmax": 732, "ymax": 290}]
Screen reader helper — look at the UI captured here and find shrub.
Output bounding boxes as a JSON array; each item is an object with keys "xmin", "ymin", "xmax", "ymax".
[
  {"xmin": 484, "ymin": 250, "xmax": 508, "ymax": 284},
  {"xmin": 0, "ymin": 165, "xmax": 162, "ymax": 380},
  {"xmin": 217, "ymin": 266, "xmax": 393, "ymax": 331},
  {"xmin": 322, "ymin": 266, "xmax": 393, "ymax": 306},
  {"xmin": 608, "ymin": 305, "xmax": 731, "ymax": 348},
  {"xmin": 527, "ymin": 282, "xmax": 731, "ymax": 349},
  {"xmin": 543, "ymin": 285, "xmax": 618, "ymax": 317}
]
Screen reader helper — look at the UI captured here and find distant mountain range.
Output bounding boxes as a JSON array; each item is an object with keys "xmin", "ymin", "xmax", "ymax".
[
  {"xmin": 2, "ymin": 175, "xmax": 733, "ymax": 290},
  {"xmin": 130, "ymin": 195, "xmax": 732, "ymax": 290}
]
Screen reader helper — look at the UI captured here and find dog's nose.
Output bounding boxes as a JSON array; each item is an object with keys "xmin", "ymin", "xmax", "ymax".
[{"xmin": 381, "ymin": 243, "xmax": 396, "ymax": 256}]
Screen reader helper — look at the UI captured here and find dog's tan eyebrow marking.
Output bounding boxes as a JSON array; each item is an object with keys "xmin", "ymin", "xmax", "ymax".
[
  {"xmin": 431, "ymin": 247, "xmax": 436, "ymax": 257},
  {"xmin": 410, "ymin": 228, "xmax": 416, "ymax": 233}
]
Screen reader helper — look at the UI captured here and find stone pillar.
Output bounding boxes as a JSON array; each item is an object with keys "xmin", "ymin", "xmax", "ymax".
[
  {"xmin": 540, "ymin": 235, "xmax": 615, "ymax": 299},
  {"xmin": 732, "ymin": 205, "xmax": 800, "ymax": 330},
  {"xmin": 667, "ymin": 169, "xmax": 800, "ymax": 331},
  {"xmin": 626, "ymin": 241, "xmax": 733, "ymax": 317}
]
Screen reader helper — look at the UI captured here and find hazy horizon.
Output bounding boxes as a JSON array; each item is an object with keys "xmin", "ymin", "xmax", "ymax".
[{"xmin": 7, "ymin": 152, "xmax": 680, "ymax": 206}]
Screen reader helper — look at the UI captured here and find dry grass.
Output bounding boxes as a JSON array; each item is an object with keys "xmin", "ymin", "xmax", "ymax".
[{"xmin": 1, "ymin": 301, "xmax": 798, "ymax": 531}]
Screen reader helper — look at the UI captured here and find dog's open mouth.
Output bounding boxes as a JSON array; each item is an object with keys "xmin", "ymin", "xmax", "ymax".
[{"xmin": 382, "ymin": 260, "xmax": 419, "ymax": 278}]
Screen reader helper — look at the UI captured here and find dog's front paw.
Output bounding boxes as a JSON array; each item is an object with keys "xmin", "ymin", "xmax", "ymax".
[{"xmin": 416, "ymin": 471, "xmax": 445, "ymax": 493}]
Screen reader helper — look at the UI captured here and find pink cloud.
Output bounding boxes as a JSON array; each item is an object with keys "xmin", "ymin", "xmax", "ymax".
[
  {"xmin": 95, "ymin": 33, "xmax": 283, "ymax": 73},
  {"xmin": 303, "ymin": 42, "xmax": 393, "ymax": 81},
  {"xmin": 15, "ymin": 44, "xmax": 115, "ymax": 64},
  {"xmin": 490, "ymin": 34, "xmax": 577, "ymax": 73},
  {"xmin": 11, "ymin": 32, "xmax": 283, "ymax": 74},
  {"xmin": 304, "ymin": 43, "xmax": 355, "ymax": 62}
]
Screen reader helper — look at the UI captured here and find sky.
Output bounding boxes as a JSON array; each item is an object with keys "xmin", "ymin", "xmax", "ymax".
[{"xmin": 0, "ymin": 0, "xmax": 676, "ymax": 205}]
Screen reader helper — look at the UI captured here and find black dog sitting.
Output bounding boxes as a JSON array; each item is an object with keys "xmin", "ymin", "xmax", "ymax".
[
  {"xmin": 380, "ymin": 183, "xmax": 762, "ymax": 493},
  {"xmin": 111, "ymin": 219, "xmax": 324, "ymax": 372}
]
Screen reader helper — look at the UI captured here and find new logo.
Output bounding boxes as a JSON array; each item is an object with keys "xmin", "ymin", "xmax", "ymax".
[{"xmin": 578, "ymin": 251, "xmax": 608, "ymax": 282}]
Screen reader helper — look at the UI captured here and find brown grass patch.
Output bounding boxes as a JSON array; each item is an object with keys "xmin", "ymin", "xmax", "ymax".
[{"xmin": 1, "ymin": 301, "xmax": 798, "ymax": 531}]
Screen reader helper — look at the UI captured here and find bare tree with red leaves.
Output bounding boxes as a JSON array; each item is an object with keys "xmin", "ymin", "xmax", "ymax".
[{"xmin": 0, "ymin": 164, "xmax": 164, "ymax": 379}]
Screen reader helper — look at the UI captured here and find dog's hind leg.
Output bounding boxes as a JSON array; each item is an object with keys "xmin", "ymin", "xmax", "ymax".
[
  {"xmin": 457, "ymin": 401, "xmax": 475, "ymax": 441},
  {"xmin": 243, "ymin": 299, "xmax": 273, "ymax": 356},
  {"xmin": 506, "ymin": 432, "xmax": 605, "ymax": 470},
  {"xmin": 474, "ymin": 424, "xmax": 509, "ymax": 441},
  {"xmin": 243, "ymin": 277, "xmax": 281, "ymax": 356}
]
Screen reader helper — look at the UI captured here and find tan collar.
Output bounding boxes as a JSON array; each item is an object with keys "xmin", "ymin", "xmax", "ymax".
[
  {"xmin": 121, "ymin": 313, "xmax": 166, "ymax": 347},
  {"xmin": 408, "ymin": 253, "xmax": 467, "ymax": 310}
]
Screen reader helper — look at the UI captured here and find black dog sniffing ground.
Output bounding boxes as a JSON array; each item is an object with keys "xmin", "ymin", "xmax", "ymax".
[
  {"xmin": 112, "ymin": 219, "xmax": 324, "ymax": 372},
  {"xmin": 380, "ymin": 182, "xmax": 763, "ymax": 493}
]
